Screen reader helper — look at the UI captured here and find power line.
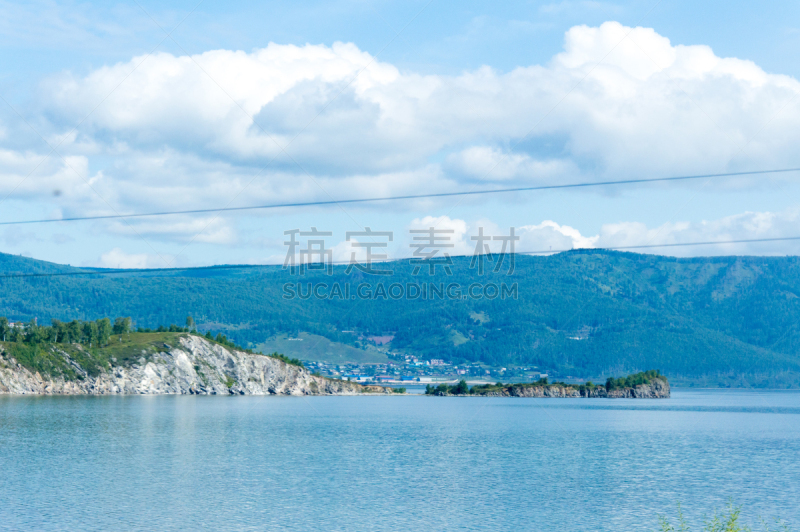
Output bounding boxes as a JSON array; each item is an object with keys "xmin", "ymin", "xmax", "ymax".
[
  {"xmin": 1, "ymin": 234, "xmax": 798, "ymax": 280},
  {"xmin": 1, "ymin": 167, "xmax": 798, "ymax": 226},
  {"xmin": 518, "ymin": 235, "xmax": 800, "ymax": 255}
]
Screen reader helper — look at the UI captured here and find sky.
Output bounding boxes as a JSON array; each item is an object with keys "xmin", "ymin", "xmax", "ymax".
[{"xmin": 1, "ymin": 0, "xmax": 800, "ymax": 268}]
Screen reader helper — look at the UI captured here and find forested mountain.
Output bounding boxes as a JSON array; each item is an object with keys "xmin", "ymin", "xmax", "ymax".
[{"xmin": 1, "ymin": 250, "xmax": 800, "ymax": 383}]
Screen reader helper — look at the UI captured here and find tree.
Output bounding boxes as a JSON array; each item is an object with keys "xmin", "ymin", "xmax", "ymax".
[
  {"xmin": 67, "ymin": 320, "xmax": 83, "ymax": 343},
  {"xmin": 453, "ymin": 379, "xmax": 469, "ymax": 395},
  {"xmin": 96, "ymin": 318, "xmax": 112, "ymax": 346},
  {"xmin": 186, "ymin": 316, "xmax": 194, "ymax": 329},
  {"xmin": 0, "ymin": 317, "xmax": 9, "ymax": 342},
  {"xmin": 83, "ymin": 322, "xmax": 99, "ymax": 347},
  {"xmin": 113, "ymin": 317, "xmax": 131, "ymax": 335},
  {"xmin": 26, "ymin": 320, "xmax": 44, "ymax": 344}
]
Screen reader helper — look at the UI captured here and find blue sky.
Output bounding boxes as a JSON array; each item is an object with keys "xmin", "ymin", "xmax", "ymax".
[{"xmin": 1, "ymin": 0, "xmax": 800, "ymax": 268}]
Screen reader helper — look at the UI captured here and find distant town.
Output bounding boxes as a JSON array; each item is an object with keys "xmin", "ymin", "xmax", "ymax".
[{"xmin": 302, "ymin": 352, "xmax": 555, "ymax": 385}]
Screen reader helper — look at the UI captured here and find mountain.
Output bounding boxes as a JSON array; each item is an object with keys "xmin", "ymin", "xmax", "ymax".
[{"xmin": 1, "ymin": 250, "xmax": 800, "ymax": 384}]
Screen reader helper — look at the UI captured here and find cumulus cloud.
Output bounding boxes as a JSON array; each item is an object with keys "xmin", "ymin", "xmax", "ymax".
[
  {"xmin": 518, "ymin": 221, "xmax": 599, "ymax": 252},
  {"xmin": 94, "ymin": 248, "xmax": 172, "ymax": 269},
  {"xmin": 596, "ymin": 207, "xmax": 800, "ymax": 255},
  {"xmin": 407, "ymin": 215, "xmax": 472, "ymax": 258},
  {"xmin": 446, "ymin": 146, "xmax": 578, "ymax": 183},
  {"xmin": 398, "ymin": 209, "xmax": 800, "ymax": 259},
  {"xmin": 490, "ymin": 207, "xmax": 800, "ymax": 256},
  {"xmin": 252, "ymin": 205, "xmax": 800, "ymax": 266},
  {"xmin": 105, "ymin": 216, "xmax": 237, "ymax": 245},
  {"xmin": 0, "ymin": 148, "xmax": 92, "ymax": 200},
  {"xmin": 42, "ymin": 22, "xmax": 800, "ymax": 184},
  {"xmin": 1, "ymin": 21, "xmax": 798, "ymax": 250}
]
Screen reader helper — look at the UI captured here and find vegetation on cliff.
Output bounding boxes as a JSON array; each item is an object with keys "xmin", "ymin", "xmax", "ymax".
[
  {"xmin": 0, "ymin": 315, "xmax": 303, "ymax": 380},
  {"xmin": 425, "ymin": 371, "xmax": 667, "ymax": 396},
  {"xmin": 606, "ymin": 369, "xmax": 666, "ymax": 390}
]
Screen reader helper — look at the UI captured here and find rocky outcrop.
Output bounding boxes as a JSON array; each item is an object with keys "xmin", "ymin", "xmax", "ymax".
[
  {"xmin": 507, "ymin": 385, "xmax": 580, "ymax": 398},
  {"xmin": 598, "ymin": 379, "xmax": 670, "ymax": 398},
  {"xmin": 474, "ymin": 379, "xmax": 670, "ymax": 398},
  {"xmin": 0, "ymin": 335, "xmax": 392, "ymax": 396}
]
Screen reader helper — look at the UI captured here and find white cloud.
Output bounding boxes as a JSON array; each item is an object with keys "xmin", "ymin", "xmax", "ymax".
[
  {"xmin": 105, "ymin": 216, "xmax": 237, "ymax": 245},
  {"xmin": 596, "ymin": 207, "xmax": 800, "ymax": 256},
  {"xmin": 1, "ymin": 21, "xmax": 798, "ymax": 250},
  {"xmin": 518, "ymin": 221, "xmax": 600, "ymax": 252},
  {"xmin": 397, "ymin": 208, "xmax": 800, "ymax": 258},
  {"xmin": 408, "ymin": 215, "xmax": 472, "ymax": 258},
  {"xmin": 46, "ymin": 22, "xmax": 800, "ymax": 180},
  {"xmin": 40, "ymin": 21, "xmax": 800, "ymax": 189},
  {"xmin": 489, "ymin": 207, "xmax": 800, "ymax": 257},
  {"xmin": 95, "ymin": 248, "xmax": 169, "ymax": 269},
  {"xmin": 0, "ymin": 148, "xmax": 91, "ymax": 200},
  {"xmin": 446, "ymin": 146, "xmax": 578, "ymax": 183}
]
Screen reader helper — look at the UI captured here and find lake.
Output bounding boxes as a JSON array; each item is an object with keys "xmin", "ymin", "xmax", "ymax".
[{"xmin": 1, "ymin": 390, "xmax": 798, "ymax": 531}]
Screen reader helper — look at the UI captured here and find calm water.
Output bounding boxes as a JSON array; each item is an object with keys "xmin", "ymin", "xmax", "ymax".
[{"xmin": 1, "ymin": 390, "xmax": 798, "ymax": 531}]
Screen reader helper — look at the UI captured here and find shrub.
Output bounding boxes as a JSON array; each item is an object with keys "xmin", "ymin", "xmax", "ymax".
[
  {"xmin": 424, "ymin": 380, "xmax": 468, "ymax": 395},
  {"xmin": 657, "ymin": 501, "xmax": 790, "ymax": 532},
  {"xmin": 267, "ymin": 352, "xmax": 304, "ymax": 368},
  {"xmin": 607, "ymin": 369, "xmax": 664, "ymax": 391}
]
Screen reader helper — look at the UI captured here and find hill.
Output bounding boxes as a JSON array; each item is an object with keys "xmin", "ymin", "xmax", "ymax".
[
  {"xmin": 1, "ymin": 250, "xmax": 799, "ymax": 384},
  {"xmin": 0, "ymin": 329, "xmax": 391, "ymax": 395}
]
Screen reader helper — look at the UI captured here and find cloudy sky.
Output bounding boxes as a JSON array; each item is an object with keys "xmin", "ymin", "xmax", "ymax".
[{"xmin": 1, "ymin": 0, "xmax": 800, "ymax": 268}]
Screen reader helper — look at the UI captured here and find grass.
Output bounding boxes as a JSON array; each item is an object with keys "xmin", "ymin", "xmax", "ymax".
[
  {"xmin": 448, "ymin": 329, "xmax": 469, "ymax": 347},
  {"xmin": 0, "ymin": 332, "xmax": 192, "ymax": 379},
  {"xmin": 658, "ymin": 502, "xmax": 791, "ymax": 532},
  {"xmin": 255, "ymin": 332, "xmax": 391, "ymax": 365},
  {"xmin": 0, "ymin": 342, "xmax": 78, "ymax": 380}
]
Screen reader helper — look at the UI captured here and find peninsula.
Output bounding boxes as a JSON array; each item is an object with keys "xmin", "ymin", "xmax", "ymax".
[
  {"xmin": 425, "ymin": 370, "xmax": 670, "ymax": 398},
  {"xmin": 0, "ymin": 318, "xmax": 394, "ymax": 395}
]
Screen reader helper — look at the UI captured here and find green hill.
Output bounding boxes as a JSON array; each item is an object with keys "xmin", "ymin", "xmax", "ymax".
[{"xmin": 1, "ymin": 250, "xmax": 799, "ymax": 384}]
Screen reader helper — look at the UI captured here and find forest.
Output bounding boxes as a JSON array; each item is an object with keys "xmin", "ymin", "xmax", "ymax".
[{"xmin": 1, "ymin": 249, "xmax": 800, "ymax": 381}]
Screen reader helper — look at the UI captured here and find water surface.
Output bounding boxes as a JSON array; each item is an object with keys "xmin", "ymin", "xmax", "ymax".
[{"xmin": 1, "ymin": 390, "xmax": 798, "ymax": 531}]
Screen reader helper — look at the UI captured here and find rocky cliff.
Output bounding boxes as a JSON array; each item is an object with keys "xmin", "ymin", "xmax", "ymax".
[
  {"xmin": 0, "ymin": 335, "xmax": 391, "ymax": 396},
  {"xmin": 475, "ymin": 379, "xmax": 670, "ymax": 398}
]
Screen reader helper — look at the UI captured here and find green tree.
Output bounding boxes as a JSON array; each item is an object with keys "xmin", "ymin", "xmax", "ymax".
[
  {"xmin": 25, "ymin": 320, "xmax": 44, "ymax": 344},
  {"xmin": 96, "ymin": 318, "xmax": 112, "ymax": 346},
  {"xmin": 113, "ymin": 317, "xmax": 131, "ymax": 335},
  {"xmin": 453, "ymin": 379, "xmax": 469, "ymax": 395},
  {"xmin": 67, "ymin": 320, "xmax": 83, "ymax": 343},
  {"xmin": 51, "ymin": 319, "xmax": 63, "ymax": 342},
  {"xmin": 0, "ymin": 317, "xmax": 10, "ymax": 342},
  {"xmin": 186, "ymin": 316, "xmax": 195, "ymax": 329},
  {"xmin": 82, "ymin": 322, "xmax": 98, "ymax": 347}
]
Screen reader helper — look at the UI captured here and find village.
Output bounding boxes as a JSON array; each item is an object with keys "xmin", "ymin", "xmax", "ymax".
[{"xmin": 302, "ymin": 353, "xmax": 552, "ymax": 385}]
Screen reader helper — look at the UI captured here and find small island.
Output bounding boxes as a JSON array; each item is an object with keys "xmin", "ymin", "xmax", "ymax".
[{"xmin": 425, "ymin": 370, "xmax": 670, "ymax": 398}]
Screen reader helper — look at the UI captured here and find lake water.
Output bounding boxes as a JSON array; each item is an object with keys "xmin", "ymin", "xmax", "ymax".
[{"xmin": 1, "ymin": 390, "xmax": 798, "ymax": 531}]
